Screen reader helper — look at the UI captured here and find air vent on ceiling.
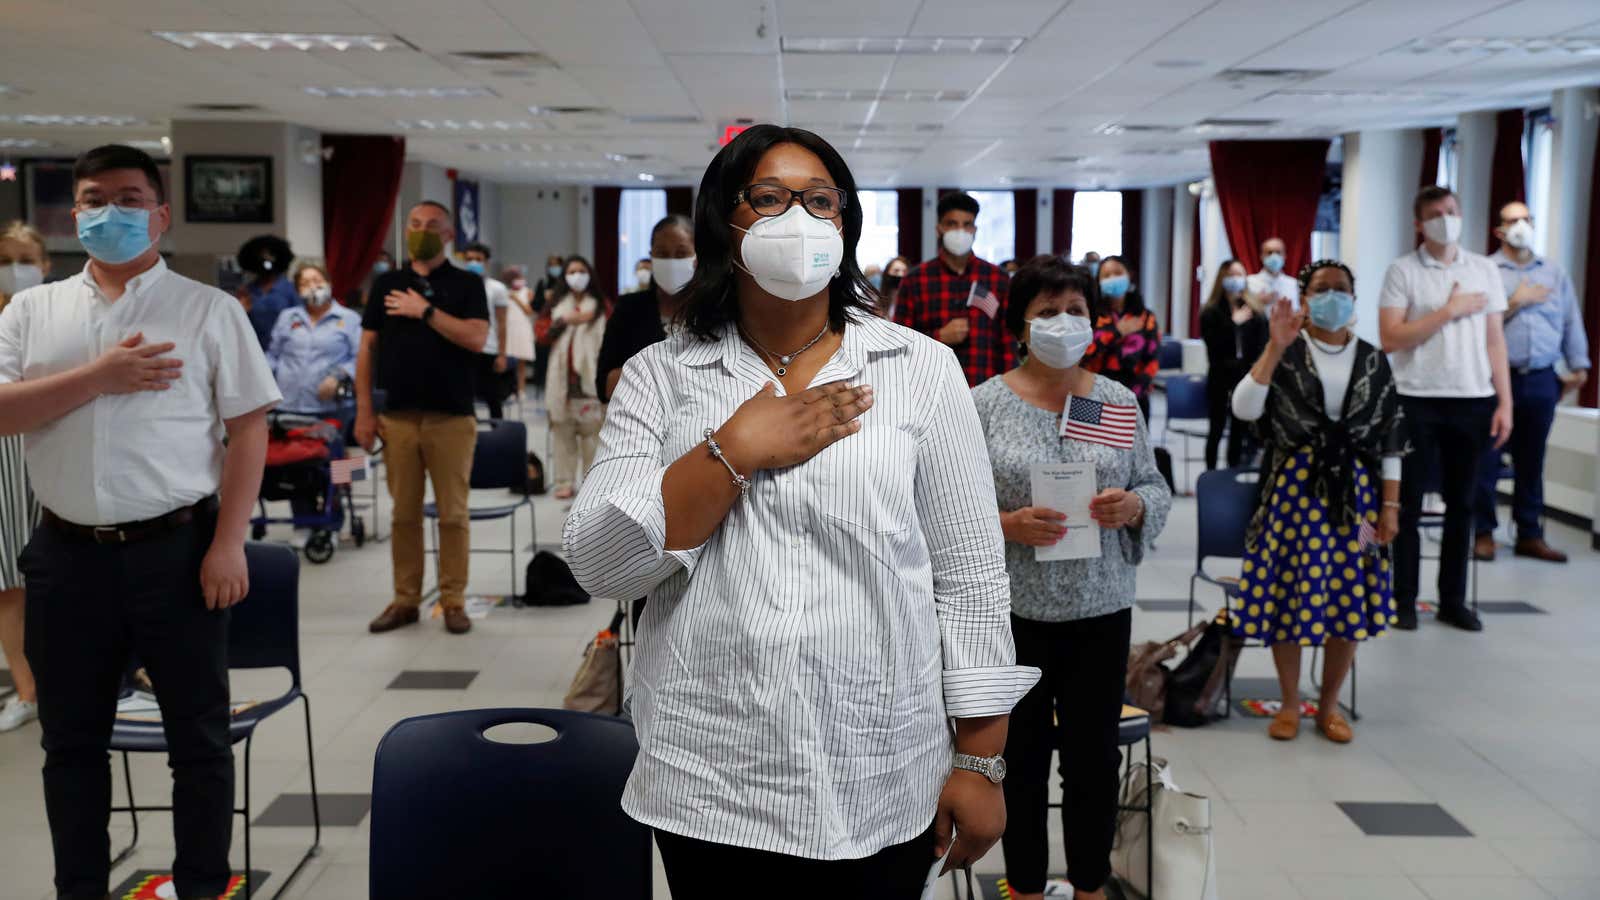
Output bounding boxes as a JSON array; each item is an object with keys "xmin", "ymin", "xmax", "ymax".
[
  {"xmin": 1042, "ymin": 154, "xmax": 1086, "ymax": 163},
  {"xmin": 1194, "ymin": 117, "xmax": 1281, "ymax": 128},
  {"xmin": 1094, "ymin": 123, "xmax": 1180, "ymax": 136},
  {"xmin": 186, "ymin": 103, "xmax": 263, "ymax": 112},
  {"xmin": 529, "ymin": 105, "xmax": 610, "ymax": 116},
  {"xmin": 451, "ymin": 50, "xmax": 556, "ymax": 67},
  {"xmin": 1214, "ymin": 67, "xmax": 1327, "ymax": 87},
  {"xmin": 1124, "ymin": 147, "xmax": 1197, "ymax": 157}
]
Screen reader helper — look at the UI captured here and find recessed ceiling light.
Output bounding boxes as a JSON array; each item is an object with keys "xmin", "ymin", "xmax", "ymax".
[
  {"xmin": 604, "ymin": 152, "xmax": 651, "ymax": 162},
  {"xmin": 465, "ymin": 141, "xmax": 594, "ymax": 153},
  {"xmin": 529, "ymin": 106, "xmax": 610, "ymax": 116},
  {"xmin": 153, "ymin": 31, "xmax": 403, "ymax": 51},
  {"xmin": 393, "ymin": 119, "xmax": 537, "ymax": 131},
  {"xmin": 785, "ymin": 88, "xmax": 970, "ymax": 102},
  {"xmin": 637, "ymin": 173, "xmax": 656, "ymax": 182},
  {"xmin": 508, "ymin": 159, "xmax": 611, "ymax": 170},
  {"xmin": 307, "ymin": 86, "xmax": 496, "ymax": 99},
  {"xmin": 1406, "ymin": 35, "xmax": 1600, "ymax": 55},
  {"xmin": 0, "ymin": 114, "xmax": 146, "ymax": 127},
  {"xmin": 1191, "ymin": 117, "xmax": 1282, "ymax": 133},
  {"xmin": 1093, "ymin": 123, "xmax": 1180, "ymax": 136},
  {"xmin": 0, "ymin": 137, "xmax": 52, "ymax": 149},
  {"xmin": 781, "ymin": 36, "xmax": 1024, "ymax": 55}
]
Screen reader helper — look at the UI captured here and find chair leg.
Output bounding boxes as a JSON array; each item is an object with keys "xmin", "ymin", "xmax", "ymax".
[
  {"xmin": 1187, "ymin": 574, "xmax": 1198, "ymax": 629},
  {"xmin": 264, "ymin": 695, "xmax": 323, "ymax": 900},
  {"xmin": 243, "ymin": 734, "xmax": 253, "ymax": 899},
  {"xmin": 110, "ymin": 751, "xmax": 140, "ymax": 869},
  {"xmin": 1144, "ymin": 733, "xmax": 1154, "ymax": 900},
  {"xmin": 510, "ymin": 510, "xmax": 519, "ymax": 599}
]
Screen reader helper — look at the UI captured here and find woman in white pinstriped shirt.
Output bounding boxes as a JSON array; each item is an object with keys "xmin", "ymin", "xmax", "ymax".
[{"xmin": 564, "ymin": 125, "xmax": 1039, "ymax": 896}]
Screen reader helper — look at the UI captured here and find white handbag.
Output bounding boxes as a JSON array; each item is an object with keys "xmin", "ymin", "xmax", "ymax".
[{"xmin": 1111, "ymin": 756, "xmax": 1220, "ymax": 900}]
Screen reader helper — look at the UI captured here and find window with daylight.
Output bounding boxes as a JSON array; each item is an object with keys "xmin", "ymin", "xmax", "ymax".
[
  {"xmin": 1070, "ymin": 191, "xmax": 1123, "ymax": 261},
  {"xmin": 855, "ymin": 190, "xmax": 901, "ymax": 273},
  {"xmin": 617, "ymin": 188, "xmax": 667, "ymax": 293},
  {"xmin": 966, "ymin": 190, "xmax": 1015, "ymax": 264},
  {"xmin": 1436, "ymin": 128, "xmax": 1458, "ymax": 192},
  {"xmin": 1525, "ymin": 110, "xmax": 1553, "ymax": 256}
]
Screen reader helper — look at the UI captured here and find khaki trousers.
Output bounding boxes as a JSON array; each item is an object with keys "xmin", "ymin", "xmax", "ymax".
[
  {"xmin": 549, "ymin": 398, "xmax": 604, "ymax": 491},
  {"xmin": 381, "ymin": 412, "xmax": 477, "ymax": 610}
]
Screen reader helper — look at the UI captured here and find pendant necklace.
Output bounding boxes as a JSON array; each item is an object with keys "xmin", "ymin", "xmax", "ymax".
[{"xmin": 742, "ymin": 323, "xmax": 830, "ymax": 377}]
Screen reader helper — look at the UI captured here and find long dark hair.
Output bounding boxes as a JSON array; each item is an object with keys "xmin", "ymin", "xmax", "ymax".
[
  {"xmin": 1203, "ymin": 258, "xmax": 1246, "ymax": 315},
  {"xmin": 552, "ymin": 254, "xmax": 606, "ymax": 304},
  {"xmin": 1098, "ymin": 253, "xmax": 1144, "ymax": 316},
  {"xmin": 677, "ymin": 124, "xmax": 876, "ymax": 341}
]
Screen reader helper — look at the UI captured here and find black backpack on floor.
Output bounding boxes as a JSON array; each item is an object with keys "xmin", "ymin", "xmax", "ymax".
[{"xmin": 520, "ymin": 551, "xmax": 590, "ymax": 607}]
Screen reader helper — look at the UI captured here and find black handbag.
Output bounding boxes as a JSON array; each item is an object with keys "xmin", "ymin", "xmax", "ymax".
[{"xmin": 1162, "ymin": 618, "xmax": 1243, "ymax": 727}]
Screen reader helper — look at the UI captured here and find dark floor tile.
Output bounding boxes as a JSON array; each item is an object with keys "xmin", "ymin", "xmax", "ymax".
[
  {"xmin": 1337, "ymin": 801, "xmax": 1472, "ymax": 837},
  {"xmin": 1135, "ymin": 599, "xmax": 1194, "ymax": 613},
  {"xmin": 387, "ymin": 669, "xmax": 478, "ymax": 690},
  {"xmin": 254, "ymin": 792, "xmax": 370, "ymax": 827},
  {"xmin": 1476, "ymin": 600, "xmax": 1546, "ymax": 614},
  {"xmin": 1231, "ymin": 676, "xmax": 1290, "ymax": 698}
]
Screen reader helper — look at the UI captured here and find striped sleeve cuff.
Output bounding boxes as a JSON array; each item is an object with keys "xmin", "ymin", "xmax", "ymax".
[
  {"xmin": 603, "ymin": 467, "xmax": 705, "ymax": 575},
  {"xmin": 942, "ymin": 665, "xmax": 1041, "ymax": 718}
]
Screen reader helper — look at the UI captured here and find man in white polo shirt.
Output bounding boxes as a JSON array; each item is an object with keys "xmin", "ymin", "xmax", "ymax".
[
  {"xmin": 0, "ymin": 144, "xmax": 280, "ymax": 900},
  {"xmin": 1379, "ymin": 185, "xmax": 1512, "ymax": 633},
  {"xmin": 1246, "ymin": 235, "xmax": 1300, "ymax": 309}
]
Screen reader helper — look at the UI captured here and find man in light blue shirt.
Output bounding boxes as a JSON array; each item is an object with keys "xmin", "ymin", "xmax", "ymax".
[{"xmin": 1474, "ymin": 201, "xmax": 1590, "ymax": 563}]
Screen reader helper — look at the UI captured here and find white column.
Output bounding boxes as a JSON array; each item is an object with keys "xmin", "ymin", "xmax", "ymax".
[
  {"xmin": 921, "ymin": 188, "xmax": 937, "ymax": 263},
  {"xmin": 1035, "ymin": 190, "xmax": 1052, "ymax": 259},
  {"xmin": 1199, "ymin": 181, "xmax": 1232, "ymax": 296},
  {"xmin": 1339, "ymin": 128, "xmax": 1423, "ymax": 346},
  {"xmin": 1170, "ymin": 185, "xmax": 1197, "ymax": 339},
  {"xmin": 576, "ymin": 185, "xmax": 595, "ymax": 261},
  {"xmin": 1141, "ymin": 187, "xmax": 1173, "ymax": 332},
  {"xmin": 1454, "ymin": 110, "xmax": 1497, "ymax": 255},
  {"xmin": 1547, "ymin": 86, "xmax": 1599, "ymax": 302}
]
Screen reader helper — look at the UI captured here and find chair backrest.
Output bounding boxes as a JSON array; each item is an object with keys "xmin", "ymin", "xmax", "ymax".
[
  {"xmin": 1165, "ymin": 373, "xmax": 1209, "ymax": 420},
  {"xmin": 1194, "ymin": 467, "xmax": 1259, "ymax": 567},
  {"xmin": 370, "ymin": 708, "xmax": 650, "ymax": 900},
  {"xmin": 469, "ymin": 419, "xmax": 529, "ymax": 490},
  {"xmin": 1158, "ymin": 338, "xmax": 1184, "ymax": 370},
  {"xmin": 228, "ymin": 543, "xmax": 302, "ymax": 685}
]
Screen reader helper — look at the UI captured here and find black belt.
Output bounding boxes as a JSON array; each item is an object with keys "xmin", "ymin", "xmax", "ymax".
[
  {"xmin": 43, "ymin": 496, "xmax": 218, "ymax": 545},
  {"xmin": 1511, "ymin": 365, "xmax": 1554, "ymax": 377}
]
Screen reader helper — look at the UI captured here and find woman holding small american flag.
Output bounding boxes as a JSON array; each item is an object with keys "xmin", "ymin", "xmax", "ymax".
[
  {"xmin": 972, "ymin": 255, "xmax": 1171, "ymax": 900},
  {"xmin": 1230, "ymin": 259, "xmax": 1408, "ymax": 745}
]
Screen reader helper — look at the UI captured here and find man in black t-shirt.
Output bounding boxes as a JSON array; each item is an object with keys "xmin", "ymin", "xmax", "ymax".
[{"xmin": 356, "ymin": 200, "xmax": 489, "ymax": 635}]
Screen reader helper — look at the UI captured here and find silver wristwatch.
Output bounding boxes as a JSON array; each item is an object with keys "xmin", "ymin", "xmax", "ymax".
[{"xmin": 952, "ymin": 752, "xmax": 1007, "ymax": 784}]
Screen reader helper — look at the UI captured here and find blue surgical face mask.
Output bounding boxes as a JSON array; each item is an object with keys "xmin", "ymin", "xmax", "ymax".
[
  {"xmin": 1099, "ymin": 273, "xmax": 1130, "ymax": 299},
  {"xmin": 1263, "ymin": 252, "xmax": 1285, "ymax": 274},
  {"xmin": 547, "ymin": 265, "xmax": 562, "ymax": 279},
  {"xmin": 1307, "ymin": 290, "xmax": 1355, "ymax": 331},
  {"xmin": 1222, "ymin": 275, "xmax": 1247, "ymax": 295},
  {"xmin": 463, "ymin": 259, "xmax": 486, "ymax": 276},
  {"xmin": 372, "ymin": 260, "xmax": 392, "ymax": 275},
  {"xmin": 1088, "ymin": 261, "xmax": 1100, "ymax": 277},
  {"xmin": 76, "ymin": 205, "xmax": 153, "ymax": 265}
]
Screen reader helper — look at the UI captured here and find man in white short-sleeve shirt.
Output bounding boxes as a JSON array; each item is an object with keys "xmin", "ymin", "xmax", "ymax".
[
  {"xmin": 1378, "ymin": 185, "xmax": 1512, "ymax": 634},
  {"xmin": 1246, "ymin": 235, "xmax": 1300, "ymax": 309},
  {"xmin": 462, "ymin": 241, "xmax": 512, "ymax": 418},
  {"xmin": 0, "ymin": 144, "xmax": 280, "ymax": 899}
]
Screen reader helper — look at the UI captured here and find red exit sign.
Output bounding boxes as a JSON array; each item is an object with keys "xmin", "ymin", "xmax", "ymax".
[{"xmin": 719, "ymin": 125, "xmax": 749, "ymax": 146}]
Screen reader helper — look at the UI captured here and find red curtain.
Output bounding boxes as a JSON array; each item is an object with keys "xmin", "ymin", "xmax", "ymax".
[
  {"xmin": 1120, "ymin": 189, "xmax": 1144, "ymax": 280},
  {"xmin": 1188, "ymin": 197, "xmax": 1202, "ymax": 338},
  {"xmin": 592, "ymin": 186, "xmax": 621, "ymax": 300},
  {"xmin": 1052, "ymin": 189, "xmax": 1075, "ymax": 256},
  {"xmin": 1013, "ymin": 189, "xmax": 1038, "ymax": 259},
  {"xmin": 1583, "ymin": 138, "xmax": 1600, "ymax": 408},
  {"xmin": 897, "ymin": 188, "xmax": 923, "ymax": 262},
  {"xmin": 321, "ymin": 135, "xmax": 405, "ymax": 303},
  {"xmin": 665, "ymin": 186, "xmax": 693, "ymax": 217},
  {"xmin": 1487, "ymin": 109, "xmax": 1527, "ymax": 249},
  {"xmin": 1208, "ymin": 139, "xmax": 1330, "ymax": 275},
  {"xmin": 1420, "ymin": 127, "xmax": 1443, "ymax": 188}
]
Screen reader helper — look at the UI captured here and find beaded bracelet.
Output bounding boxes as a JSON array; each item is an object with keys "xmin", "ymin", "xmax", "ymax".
[{"xmin": 703, "ymin": 428, "xmax": 751, "ymax": 498}]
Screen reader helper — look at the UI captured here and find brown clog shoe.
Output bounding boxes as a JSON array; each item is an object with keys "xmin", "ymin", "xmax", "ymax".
[
  {"xmin": 1268, "ymin": 707, "xmax": 1301, "ymax": 741},
  {"xmin": 1317, "ymin": 711, "xmax": 1354, "ymax": 744}
]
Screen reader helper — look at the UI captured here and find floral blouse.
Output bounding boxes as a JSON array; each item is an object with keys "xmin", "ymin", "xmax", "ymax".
[{"xmin": 1083, "ymin": 309, "xmax": 1162, "ymax": 399}]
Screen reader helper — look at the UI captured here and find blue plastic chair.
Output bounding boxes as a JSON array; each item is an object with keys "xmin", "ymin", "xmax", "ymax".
[
  {"xmin": 370, "ymin": 708, "xmax": 650, "ymax": 900},
  {"xmin": 1188, "ymin": 467, "xmax": 1258, "ymax": 628},
  {"xmin": 1162, "ymin": 374, "xmax": 1209, "ymax": 492},
  {"xmin": 425, "ymin": 418, "xmax": 534, "ymax": 597},
  {"xmin": 1158, "ymin": 337, "xmax": 1184, "ymax": 371},
  {"xmin": 110, "ymin": 543, "xmax": 321, "ymax": 899}
]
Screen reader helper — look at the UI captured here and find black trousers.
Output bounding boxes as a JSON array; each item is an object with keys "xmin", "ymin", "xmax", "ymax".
[
  {"xmin": 654, "ymin": 825, "xmax": 938, "ymax": 900},
  {"xmin": 1395, "ymin": 395, "xmax": 1496, "ymax": 613},
  {"xmin": 1474, "ymin": 367, "xmax": 1559, "ymax": 540},
  {"xmin": 476, "ymin": 354, "xmax": 511, "ymax": 420},
  {"xmin": 22, "ymin": 512, "xmax": 233, "ymax": 900},
  {"xmin": 1001, "ymin": 608, "xmax": 1132, "ymax": 894},
  {"xmin": 1205, "ymin": 367, "xmax": 1251, "ymax": 470}
]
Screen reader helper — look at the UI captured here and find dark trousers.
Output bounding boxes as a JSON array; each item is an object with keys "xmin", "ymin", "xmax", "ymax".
[
  {"xmin": 21, "ymin": 513, "xmax": 233, "ymax": 900},
  {"xmin": 1205, "ymin": 369, "xmax": 1251, "ymax": 470},
  {"xmin": 1396, "ymin": 395, "xmax": 1496, "ymax": 613},
  {"xmin": 476, "ymin": 354, "xmax": 510, "ymax": 420},
  {"xmin": 654, "ymin": 825, "xmax": 937, "ymax": 899},
  {"xmin": 1473, "ymin": 367, "xmax": 1558, "ymax": 540},
  {"xmin": 1001, "ymin": 608, "xmax": 1132, "ymax": 894}
]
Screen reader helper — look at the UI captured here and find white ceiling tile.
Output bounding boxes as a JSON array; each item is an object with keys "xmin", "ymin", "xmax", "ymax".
[
  {"xmin": 781, "ymin": 55, "xmax": 896, "ymax": 91},
  {"xmin": 634, "ymin": 0, "xmax": 776, "ymax": 54},
  {"xmin": 883, "ymin": 54, "xmax": 1008, "ymax": 92},
  {"xmin": 1440, "ymin": 0, "xmax": 1600, "ymax": 38},
  {"xmin": 668, "ymin": 54, "xmax": 785, "ymax": 123},
  {"xmin": 562, "ymin": 66, "xmax": 696, "ymax": 117},
  {"xmin": 909, "ymin": 0, "xmax": 1069, "ymax": 37},
  {"xmin": 775, "ymin": 0, "xmax": 922, "ymax": 35}
]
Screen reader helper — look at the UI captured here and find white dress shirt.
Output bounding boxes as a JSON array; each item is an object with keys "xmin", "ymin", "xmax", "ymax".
[
  {"xmin": 0, "ymin": 259, "xmax": 281, "ymax": 525},
  {"xmin": 479, "ymin": 274, "xmax": 510, "ymax": 356},
  {"xmin": 563, "ymin": 313, "xmax": 1038, "ymax": 860},
  {"xmin": 1247, "ymin": 270, "xmax": 1300, "ymax": 307},
  {"xmin": 1379, "ymin": 247, "xmax": 1507, "ymax": 398}
]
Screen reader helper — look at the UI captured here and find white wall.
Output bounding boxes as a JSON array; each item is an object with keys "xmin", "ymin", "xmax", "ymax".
[
  {"xmin": 496, "ymin": 184, "xmax": 580, "ymax": 273},
  {"xmin": 1198, "ymin": 181, "xmax": 1232, "ymax": 306},
  {"xmin": 1547, "ymin": 87, "xmax": 1599, "ymax": 307},
  {"xmin": 1142, "ymin": 187, "xmax": 1174, "ymax": 332},
  {"xmin": 1454, "ymin": 110, "xmax": 1497, "ymax": 256},
  {"xmin": 475, "ymin": 178, "xmax": 500, "ymax": 252},
  {"xmin": 1339, "ymin": 128, "xmax": 1422, "ymax": 346}
]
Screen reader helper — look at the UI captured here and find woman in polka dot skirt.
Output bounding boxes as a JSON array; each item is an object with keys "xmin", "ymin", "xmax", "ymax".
[{"xmin": 1228, "ymin": 260, "xmax": 1408, "ymax": 744}]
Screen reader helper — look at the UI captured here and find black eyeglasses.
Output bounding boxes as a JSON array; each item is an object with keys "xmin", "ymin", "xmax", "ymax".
[{"xmin": 735, "ymin": 184, "xmax": 848, "ymax": 220}]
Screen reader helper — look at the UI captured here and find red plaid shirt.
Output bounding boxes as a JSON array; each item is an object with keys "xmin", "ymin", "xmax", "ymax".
[{"xmin": 892, "ymin": 255, "xmax": 1015, "ymax": 386}]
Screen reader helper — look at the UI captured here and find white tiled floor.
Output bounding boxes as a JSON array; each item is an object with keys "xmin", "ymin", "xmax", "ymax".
[{"xmin": 2, "ymin": 395, "xmax": 1598, "ymax": 900}]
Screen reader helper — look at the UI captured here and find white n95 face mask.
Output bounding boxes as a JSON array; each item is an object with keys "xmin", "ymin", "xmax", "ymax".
[
  {"xmin": 0, "ymin": 262, "xmax": 44, "ymax": 297},
  {"xmin": 732, "ymin": 205, "xmax": 843, "ymax": 302},
  {"xmin": 651, "ymin": 255, "xmax": 695, "ymax": 294},
  {"xmin": 565, "ymin": 271, "xmax": 591, "ymax": 293},
  {"xmin": 1026, "ymin": 313, "xmax": 1094, "ymax": 370},
  {"xmin": 942, "ymin": 228, "xmax": 975, "ymax": 257},
  {"xmin": 1422, "ymin": 214, "xmax": 1463, "ymax": 246},
  {"xmin": 1504, "ymin": 219, "xmax": 1534, "ymax": 250}
]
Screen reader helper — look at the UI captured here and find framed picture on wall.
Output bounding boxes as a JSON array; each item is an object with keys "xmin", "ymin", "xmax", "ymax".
[
  {"xmin": 184, "ymin": 155, "xmax": 272, "ymax": 223},
  {"xmin": 22, "ymin": 157, "xmax": 173, "ymax": 252}
]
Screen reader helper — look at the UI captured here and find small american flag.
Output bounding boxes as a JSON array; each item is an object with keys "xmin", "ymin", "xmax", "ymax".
[
  {"xmin": 1061, "ymin": 396, "xmax": 1138, "ymax": 449},
  {"xmin": 967, "ymin": 281, "xmax": 1000, "ymax": 319},
  {"xmin": 330, "ymin": 455, "xmax": 369, "ymax": 485},
  {"xmin": 1358, "ymin": 519, "xmax": 1377, "ymax": 551}
]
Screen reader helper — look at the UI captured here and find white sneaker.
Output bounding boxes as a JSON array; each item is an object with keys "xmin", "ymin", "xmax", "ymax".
[{"xmin": 0, "ymin": 695, "xmax": 38, "ymax": 732}]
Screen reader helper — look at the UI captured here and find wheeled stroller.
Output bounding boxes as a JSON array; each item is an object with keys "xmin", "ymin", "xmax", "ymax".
[{"xmin": 251, "ymin": 409, "xmax": 367, "ymax": 562}]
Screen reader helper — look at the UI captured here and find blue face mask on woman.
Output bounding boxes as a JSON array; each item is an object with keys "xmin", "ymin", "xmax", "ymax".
[
  {"xmin": 1307, "ymin": 290, "xmax": 1355, "ymax": 331},
  {"xmin": 1099, "ymin": 274, "xmax": 1130, "ymax": 299},
  {"xmin": 77, "ymin": 205, "xmax": 153, "ymax": 265},
  {"xmin": 463, "ymin": 260, "xmax": 486, "ymax": 276}
]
